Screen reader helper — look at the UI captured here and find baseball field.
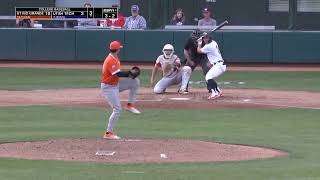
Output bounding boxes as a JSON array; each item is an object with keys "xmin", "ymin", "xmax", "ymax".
[{"xmin": 0, "ymin": 62, "xmax": 320, "ymax": 180}]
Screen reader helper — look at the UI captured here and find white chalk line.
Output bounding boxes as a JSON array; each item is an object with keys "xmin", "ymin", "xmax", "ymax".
[
  {"xmin": 121, "ymin": 99, "xmax": 163, "ymax": 102},
  {"xmin": 122, "ymin": 171, "xmax": 145, "ymax": 174},
  {"xmin": 169, "ymin": 97, "xmax": 190, "ymax": 101},
  {"xmin": 239, "ymin": 100, "xmax": 320, "ymax": 110},
  {"xmin": 95, "ymin": 151, "xmax": 116, "ymax": 156},
  {"xmin": 189, "ymin": 81, "xmax": 246, "ymax": 85}
]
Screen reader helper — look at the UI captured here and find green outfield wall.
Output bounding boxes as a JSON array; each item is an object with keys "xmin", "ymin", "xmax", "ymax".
[{"xmin": 0, "ymin": 29, "xmax": 319, "ymax": 63}]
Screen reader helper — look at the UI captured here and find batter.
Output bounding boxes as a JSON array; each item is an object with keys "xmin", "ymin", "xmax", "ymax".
[{"xmin": 197, "ymin": 33, "xmax": 226, "ymax": 99}]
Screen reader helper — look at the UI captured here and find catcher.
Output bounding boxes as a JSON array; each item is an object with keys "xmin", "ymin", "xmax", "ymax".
[
  {"xmin": 151, "ymin": 44, "xmax": 192, "ymax": 94},
  {"xmin": 101, "ymin": 40, "xmax": 141, "ymax": 140}
]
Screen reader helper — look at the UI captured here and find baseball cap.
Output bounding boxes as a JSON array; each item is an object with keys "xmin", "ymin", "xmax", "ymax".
[
  {"xmin": 109, "ymin": 41, "xmax": 123, "ymax": 50},
  {"xmin": 202, "ymin": 7, "xmax": 210, "ymax": 13},
  {"xmin": 131, "ymin": 5, "xmax": 139, "ymax": 12}
]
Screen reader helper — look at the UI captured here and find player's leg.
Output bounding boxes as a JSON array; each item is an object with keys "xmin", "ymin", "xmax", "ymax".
[
  {"xmin": 153, "ymin": 77, "xmax": 174, "ymax": 94},
  {"xmin": 185, "ymin": 59, "xmax": 197, "ymax": 71},
  {"xmin": 199, "ymin": 56, "xmax": 212, "ymax": 93},
  {"xmin": 119, "ymin": 78, "xmax": 141, "ymax": 114},
  {"xmin": 184, "ymin": 58, "xmax": 200, "ymax": 92},
  {"xmin": 179, "ymin": 66, "xmax": 192, "ymax": 94},
  {"xmin": 206, "ymin": 63, "xmax": 227, "ymax": 99},
  {"xmin": 101, "ymin": 83, "xmax": 122, "ymax": 139}
]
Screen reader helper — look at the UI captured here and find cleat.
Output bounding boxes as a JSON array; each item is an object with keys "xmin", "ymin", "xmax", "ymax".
[
  {"xmin": 125, "ymin": 104, "xmax": 141, "ymax": 114},
  {"xmin": 103, "ymin": 131, "xmax": 121, "ymax": 140},
  {"xmin": 178, "ymin": 89, "xmax": 189, "ymax": 95},
  {"xmin": 208, "ymin": 94, "xmax": 220, "ymax": 100}
]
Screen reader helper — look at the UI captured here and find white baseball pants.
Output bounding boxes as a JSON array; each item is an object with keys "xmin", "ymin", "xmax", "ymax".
[
  {"xmin": 101, "ymin": 78, "xmax": 140, "ymax": 132},
  {"xmin": 205, "ymin": 62, "xmax": 227, "ymax": 81},
  {"xmin": 154, "ymin": 66, "xmax": 192, "ymax": 94}
]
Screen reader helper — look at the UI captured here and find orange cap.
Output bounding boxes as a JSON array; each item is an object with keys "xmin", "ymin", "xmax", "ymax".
[{"xmin": 109, "ymin": 41, "xmax": 123, "ymax": 50}]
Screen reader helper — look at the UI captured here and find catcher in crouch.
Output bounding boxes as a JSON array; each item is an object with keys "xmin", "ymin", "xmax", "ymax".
[{"xmin": 150, "ymin": 44, "xmax": 192, "ymax": 94}]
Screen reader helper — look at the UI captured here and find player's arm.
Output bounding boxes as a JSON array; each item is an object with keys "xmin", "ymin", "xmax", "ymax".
[
  {"xmin": 114, "ymin": 71, "xmax": 130, "ymax": 77},
  {"xmin": 106, "ymin": 61, "xmax": 130, "ymax": 78},
  {"xmin": 150, "ymin": 58, "xmax": 161, "ymax": 86},
  {"xmin": 197, "ymin": 43, "xmax": 203, "ymax": 54},
  {"xmin": 174, "ymin": 56, "xmax": 181, "ymax": 69},
  {"xmin": 150, "ymin": 63, "xmax": 160, "ymax": 86},
  {"xmin": 183, "ymin": 49, "xmax": 192, "ymax": 62}
]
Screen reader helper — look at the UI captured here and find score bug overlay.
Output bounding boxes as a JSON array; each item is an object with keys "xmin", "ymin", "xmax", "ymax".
[{"xmin": 15, "ymin": 7, "xmax": 118, "ymax": 19}]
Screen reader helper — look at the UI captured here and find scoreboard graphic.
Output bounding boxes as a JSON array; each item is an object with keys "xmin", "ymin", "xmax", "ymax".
[{"xmin": 15, "ymin": 7, "xmax": 118, "ymax": 19}]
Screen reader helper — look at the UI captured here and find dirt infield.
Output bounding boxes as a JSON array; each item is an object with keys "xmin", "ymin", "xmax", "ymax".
[
  {"xmin": 0, "ymin": 138, "xmax": 287, "ymax": 164},
  {"xmin": 1, "ymin": 87, "xmax": 320, "ymax": 109}
]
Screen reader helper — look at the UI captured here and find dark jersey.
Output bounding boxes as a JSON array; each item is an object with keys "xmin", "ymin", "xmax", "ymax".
[{"xmin": 184, "ymin": 37, "xmax": 203, "ymax": 60}]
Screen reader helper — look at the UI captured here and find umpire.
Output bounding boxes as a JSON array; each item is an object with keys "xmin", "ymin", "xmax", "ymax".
[{"xmin": 183, "ymin": 29, "xmax": 211, "ymax": 92}]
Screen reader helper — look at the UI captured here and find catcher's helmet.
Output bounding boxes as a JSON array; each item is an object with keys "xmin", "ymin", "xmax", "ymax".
[{"xmin": 162, "ymin": 44, "xmax": 174, "ymax": 59}]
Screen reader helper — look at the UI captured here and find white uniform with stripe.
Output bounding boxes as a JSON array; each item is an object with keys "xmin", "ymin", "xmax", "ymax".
[
  {"xmin": 154, "ymin": 54, "xmax": 191, "ymax": 94},
  {"xmin": 201, "ymin": 40, "xmax": 227, "ymax": 81}
]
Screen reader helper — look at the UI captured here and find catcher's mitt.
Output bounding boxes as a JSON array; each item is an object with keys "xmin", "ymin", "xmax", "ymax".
[{"xmin": 129, "ymin": 66, "xmax": 140, "ymax": 79}]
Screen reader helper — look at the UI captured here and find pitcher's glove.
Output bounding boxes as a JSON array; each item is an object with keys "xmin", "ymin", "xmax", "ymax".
[{"xmin": 128, "ymin": 66, "xmax": 140, "ymax": 79}]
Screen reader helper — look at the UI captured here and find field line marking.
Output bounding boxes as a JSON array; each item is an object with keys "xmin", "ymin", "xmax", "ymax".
[
  {"xmin": 245, "ymin": 101, "xmax": 320, "ymax": 110},
  {"xmin": 122, "ymin": 171, "xmax": 145, "ymax": 174}
]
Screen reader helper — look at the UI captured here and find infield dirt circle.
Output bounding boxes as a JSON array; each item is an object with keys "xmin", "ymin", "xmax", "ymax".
[{"xmin": 0, "ymin": 138, "xmax": 287, "ymax": 163}]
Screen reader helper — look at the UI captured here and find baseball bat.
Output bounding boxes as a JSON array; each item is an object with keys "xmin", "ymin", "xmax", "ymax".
[
  {"xmin": 210, "ymin": 20, "xmax": 229, "ymax": 33},
  {"xmin": 198, "ymin": 20, "xmax": 229, "ymax": 40}
]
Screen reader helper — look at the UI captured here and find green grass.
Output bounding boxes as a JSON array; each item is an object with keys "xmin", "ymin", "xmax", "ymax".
[
  {"xmin": 0, "ymin": 106, "xmax": 320, "ymax": 180},
  {"xmin": 1, "ymin": 67, "xmax": 320, "ymax": 91}
]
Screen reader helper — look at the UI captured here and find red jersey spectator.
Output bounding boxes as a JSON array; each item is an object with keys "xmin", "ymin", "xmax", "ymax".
[{"xmin": 107, "ymin": 13, "xmax": 125, "ymax": 28}]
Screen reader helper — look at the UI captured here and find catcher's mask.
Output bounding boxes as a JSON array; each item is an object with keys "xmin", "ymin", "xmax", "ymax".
[
  {"xmin": 191, "ymin": 29, "xmax": 201, "ymax": 39},
  {"xmin": 162, "ymin": 44, "xmax": 174, "ymax": 59}
]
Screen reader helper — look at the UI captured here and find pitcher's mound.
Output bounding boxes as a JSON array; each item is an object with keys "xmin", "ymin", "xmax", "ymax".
[{"xmin": 0, "ymin": 138, "xmax": 287, "ymax": 163}]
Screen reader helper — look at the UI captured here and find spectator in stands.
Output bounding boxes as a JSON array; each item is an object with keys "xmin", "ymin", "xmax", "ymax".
[
  {"xmin": 170, "ymin": 8, "xmax": 186, "ymax": 25},
  {"xmin": 16, "ymin": 19, "xmax": 33, "ymax": 28},
  {"xmin": 123, "ymin": 5, "xmax": 147, "ymax": 29},
  {"xmin": 198, "ymin": 7, "xmax": 217, "ymax": 27},
  {"xmin": 78, "ymin": 3, "xmax": 98, "ymax": 27},
  {"xmin": 106, "ymin": 12, "xmax": 125, "ymax": 28}
]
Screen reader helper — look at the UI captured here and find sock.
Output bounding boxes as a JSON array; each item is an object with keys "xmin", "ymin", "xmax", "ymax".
[{"xmin": 207, "ymin": 79, "xmax": 218, "ymax": 93}]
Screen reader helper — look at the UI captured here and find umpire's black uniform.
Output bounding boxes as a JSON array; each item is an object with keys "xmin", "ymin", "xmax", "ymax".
[{"xmin": 184, "ymin": 37, "xmax": 210, "ymax": 75}]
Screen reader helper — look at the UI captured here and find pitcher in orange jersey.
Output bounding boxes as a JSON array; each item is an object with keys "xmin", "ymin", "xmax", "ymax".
[{"xmin": 101, "ymin": 41, "xmax": 141, "ymax": 140}]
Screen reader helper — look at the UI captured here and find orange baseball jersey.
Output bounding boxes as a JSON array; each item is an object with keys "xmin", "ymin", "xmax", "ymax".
[{"xmin": 101, "ymin": 54, "xmax": 121, "ymax": 85}]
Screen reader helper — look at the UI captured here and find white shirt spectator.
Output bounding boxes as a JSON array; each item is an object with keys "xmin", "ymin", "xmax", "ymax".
[
  {"xmin": 198, "ymin": 7, "xmax": 217, "ymax": 27},
  {"xmin": 198, "ymin": 18, "xmax": 217, "ymax": 26},
  {"xmin": 124, "ymin": 15, "xmax": 147, "ymax": 29}
]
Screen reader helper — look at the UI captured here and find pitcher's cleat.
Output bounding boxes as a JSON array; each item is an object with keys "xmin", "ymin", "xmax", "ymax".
[
  {"xmin": 103, "ymin": 131, "xmax": 121, "ymax": 140},
  {"xmin": 125, "ymin": 104, "xmax": 141, "ymax": 114}
]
